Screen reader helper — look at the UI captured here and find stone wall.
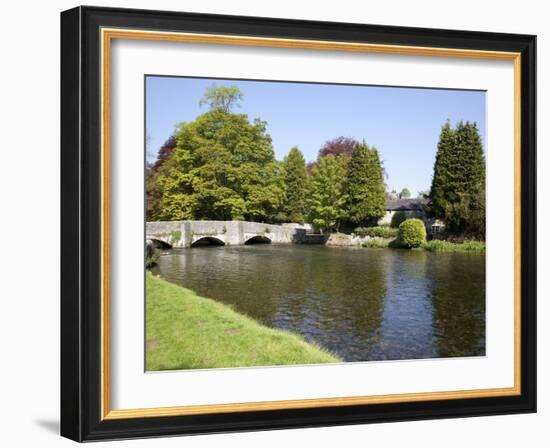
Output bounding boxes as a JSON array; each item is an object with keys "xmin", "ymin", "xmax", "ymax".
[{"xmin": 146, "ymin": 220, "xmax": 310, "ymax": 248}]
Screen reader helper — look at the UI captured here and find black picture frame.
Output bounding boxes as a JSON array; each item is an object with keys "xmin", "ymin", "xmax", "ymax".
[{"xmin": 61, "ymin": 5, "xmax": 536, "ymax": 442}]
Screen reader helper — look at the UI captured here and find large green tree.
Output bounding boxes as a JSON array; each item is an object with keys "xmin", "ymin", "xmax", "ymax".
[
  {"xmin": 307, "ymin": 155, "xmax": 348, "ymax": 232},
  {"xmin": 282, "ymin": 146, "xmax": 308, "ymax": 223},
  {"xmin": 346, "ymin": 142, "xmax": 386, "ymax": 225},
  {"xmin": 429, "ymin": 120, "xmax": 485, "ymax": 238},
  {"xmin": 147, "ymin": 87, "xmax": 285, "ymax": 222}
]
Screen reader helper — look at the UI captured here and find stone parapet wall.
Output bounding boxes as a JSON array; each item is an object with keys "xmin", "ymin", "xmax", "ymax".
[{"xmin": 146, "ymin": 220, "xmax": 310, "ymax": 248}]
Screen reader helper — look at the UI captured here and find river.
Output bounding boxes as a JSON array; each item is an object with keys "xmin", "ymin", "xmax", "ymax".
[{"xmin": 151, "ymin": 245, "xmax": 485, "ymax": 362}]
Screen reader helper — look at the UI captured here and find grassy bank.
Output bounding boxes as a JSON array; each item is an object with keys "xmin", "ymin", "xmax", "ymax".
[
  {"xmin": 423, "ymin": 240, "xmax": 485, "ymax": 254},
  {"xmin": 362, "ymin": 238, "xmax": 485, "ymax": 253},
  {"xmin": 146, "ymin": 272, "xmax": 340, "ymax": 371},
  {"xmin": 361, "ymin": 238, "xmax": 392, "ymax": 248}
]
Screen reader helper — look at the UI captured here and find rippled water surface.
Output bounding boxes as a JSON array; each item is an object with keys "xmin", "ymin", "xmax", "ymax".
[{"xmin": 151, "ymin": 245, "xmax": 485, "ymax": 362}]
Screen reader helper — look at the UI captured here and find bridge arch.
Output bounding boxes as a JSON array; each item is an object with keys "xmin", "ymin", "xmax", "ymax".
[
  {"xmin": 147, "ymin": 238, "xmax": 172, "ymax": 249},
  {"xmin": 190, "ymin": 236, "xmax": 225, "ymax": 247},
  {"xmin": 244, "ymin": 235, "xmax": 272, "ymax": 245}
]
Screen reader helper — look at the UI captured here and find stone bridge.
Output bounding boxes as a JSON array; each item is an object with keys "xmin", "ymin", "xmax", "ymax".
[{"xmin": 146, "ymin": 220, "xmax": 311, "ymax": 248}]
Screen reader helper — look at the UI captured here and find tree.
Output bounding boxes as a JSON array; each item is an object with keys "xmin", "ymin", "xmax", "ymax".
[
  {"xmin": 199, "ymin": 84, "xmax": 243, "ymax": 113},
  {"xmin": 306, "ymin": 160, "xmax": 318, "ymax": 175},
  {"xmin": 390, "ymin": 211, "xmax": 407, "ymax": 228},
  {"xmin": 346, "ymin": 142, "xmax": 386, "ymax": 226},
  {"xmin": 150, "ymin": 135, "xmax": 177, "ymax": 172},
  {"xmin": 428, "ymin": 120, "xmax": 485, "ymax": 238},
  {"xmin": 146, "ymin": 88, "xmax": 284, "ymax": 221},
  {"xmin": 307, "ymin": 155, "xmax": 348, "ymax": 232},
  {"xmin": 282, "ymin": 146, "xmax": 308, "ymax": 223},
  {"xmin": 444, "ymin": 122, "xmax": 485, "ymax": 238},
  {"xmin": 146, "ymin": 135, "xmax": 177, "ymax": 220},
  {"xmin": 399, "ymin": 187, "xmax": 411, "ymax": 199},
  {"xmin": 318, "ymin": 136, "xmax": 358, "ymax": 159},
  {"xmin": 429, "ymin": 120, "xmax": 455, "ymax": 219}
]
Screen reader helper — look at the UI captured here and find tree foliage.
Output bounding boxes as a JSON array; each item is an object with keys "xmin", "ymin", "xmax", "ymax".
[
  {"xmin": 199, "ymin": 84, "xmax": 244, "ymax": 113},
  {"xmin": 318, "ymin": 136, "xmax": 359, "ymax": 159},
  {"xmin": 146, "ymin": 136, "xmax": 178, "ymax": 220},
  {"xmin": 282, "ymin": 146, "xmax": 308, "ymax": 223},
  {"xmin": 346, "ymin": 142, "xmax": 386, "ymax": 225},
  {"xmin": 151, "ymin": 135, "xmax": 177, "ymax": 172},
  {"xmin": 429, "ymin": 120, "xmax": 485, "ymax": 239},
  {"xmin": 390, "ymin": 211, "xmax": 407, "ymax": 228},
  {"xmin": 147, "ymin": 105, "xmax": 284, "ymax": 222},
  {"xmin": 399, "ymin": 187, "xmax": 411, "ymax": 199},
  {"xmin": 307, "ymin": 155, "xmax": 348, "ymax": 232}
]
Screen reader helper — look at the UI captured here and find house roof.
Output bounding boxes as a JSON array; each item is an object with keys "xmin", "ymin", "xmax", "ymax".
[{"xmin": 386, "ymin": 198, "xmax": 427, "ymax": 211}]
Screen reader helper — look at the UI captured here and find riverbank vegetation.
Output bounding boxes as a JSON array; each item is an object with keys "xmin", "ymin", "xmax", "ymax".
[
  {"xmin": 354, "ymin": 226, "xmax": 398, "ymax": 238},
  {"xmin": 145, "ymin": 242, "xmax": 160, "ymax": 268},
  {"xmin": 423, "ymin": 240, "xmax": 485, "ymax": 254},
  {"xmin": 146, "ymin": 272, "xmax": 340, "ymax": 370},
  {"xmin": 361, "ymin": 235, "xmax": 485, "ymax": 254},
  {"xmin": 145, "ymin": 250, "xmax": 160, "ymax": 268}
]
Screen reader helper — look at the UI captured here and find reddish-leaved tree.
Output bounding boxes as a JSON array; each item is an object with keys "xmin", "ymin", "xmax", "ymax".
[
  {"xmin": 151, "ymin": 135, "xmax": 177, "ymax": 172},
  {"xmin": 318, "ymin": 136, "xmax": 359, "ymax": 159}
]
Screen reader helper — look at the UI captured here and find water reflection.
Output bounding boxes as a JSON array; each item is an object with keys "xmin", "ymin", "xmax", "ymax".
[{"xmin": 151, "ymin": 245, "xmax": 485, "ymax": 362}]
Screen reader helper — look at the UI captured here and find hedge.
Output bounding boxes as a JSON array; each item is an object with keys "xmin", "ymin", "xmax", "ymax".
[{"xmin": 354, "ymin": 226, "xmax": 399, "ymax": 238}]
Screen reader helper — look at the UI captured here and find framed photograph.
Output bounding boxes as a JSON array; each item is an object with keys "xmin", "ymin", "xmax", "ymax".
[{"xmin": 61, "ymin": 6, "xmax": 536, "ymax": 442}]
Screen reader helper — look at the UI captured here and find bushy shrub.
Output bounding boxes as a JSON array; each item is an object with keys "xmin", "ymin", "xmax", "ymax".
[
  {"xmin": 146, "ymin": 249, "xmax": 160, "ymax": 268},
  {"xmin": 354, "ymin": 226, "xmax": 398, "ymax": 238},
  {"xmin": 398, "ymin": 219, "xmax": 427, "ymax": 248}
]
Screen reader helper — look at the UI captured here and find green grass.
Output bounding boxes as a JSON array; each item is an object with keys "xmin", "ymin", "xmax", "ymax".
[
  {"xmin": 422, "ymin": 240, "xmax": 486, "ymax": 254},
  {"xmin": 146, "ymin": 272, "xmax": 340, "ymax": 371},
  {"xmin": 361, "ymin": 238, "xmax": 392, "ymax": 248}
]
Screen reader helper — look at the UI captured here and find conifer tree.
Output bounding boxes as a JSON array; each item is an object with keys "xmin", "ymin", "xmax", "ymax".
[
  {"xmin": 429, "ymin": 120, "xmax": 485, "ymax": 238},
  {"xmin": 347, "ymin": 142, "xmax": 386, "ymax": 225},
  {"xmin": 429, "ymin": 120, "xmax": 456, "ymax": 219},
  {"xmin": 282, "ymin": 146, "xmax": 308, "ymax": 223},
  {"xmin": 307, "ymin": 155, "xmax": 348, "ymax": 232}
]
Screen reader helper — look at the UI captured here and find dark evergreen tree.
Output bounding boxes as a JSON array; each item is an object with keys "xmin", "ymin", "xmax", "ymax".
[
  {"xmin": 282, "ymin": 146, "xmax": 308, "ymax": 223},
  {"xmin": 429, "ymin": 120, "xmax": 456, "ymax": 219},
  {"xmin": 429, "ymin": 120, "xmax": 485, "ymax": 238},
  {"xmin": 347, "ymin": 142, "xmax": 386, "ymax": 225}
]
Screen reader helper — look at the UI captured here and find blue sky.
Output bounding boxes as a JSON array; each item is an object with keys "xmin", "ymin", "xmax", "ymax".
[{"xmin": 146, "ymin": 76, "xmax": 486, "ymax": 197}]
